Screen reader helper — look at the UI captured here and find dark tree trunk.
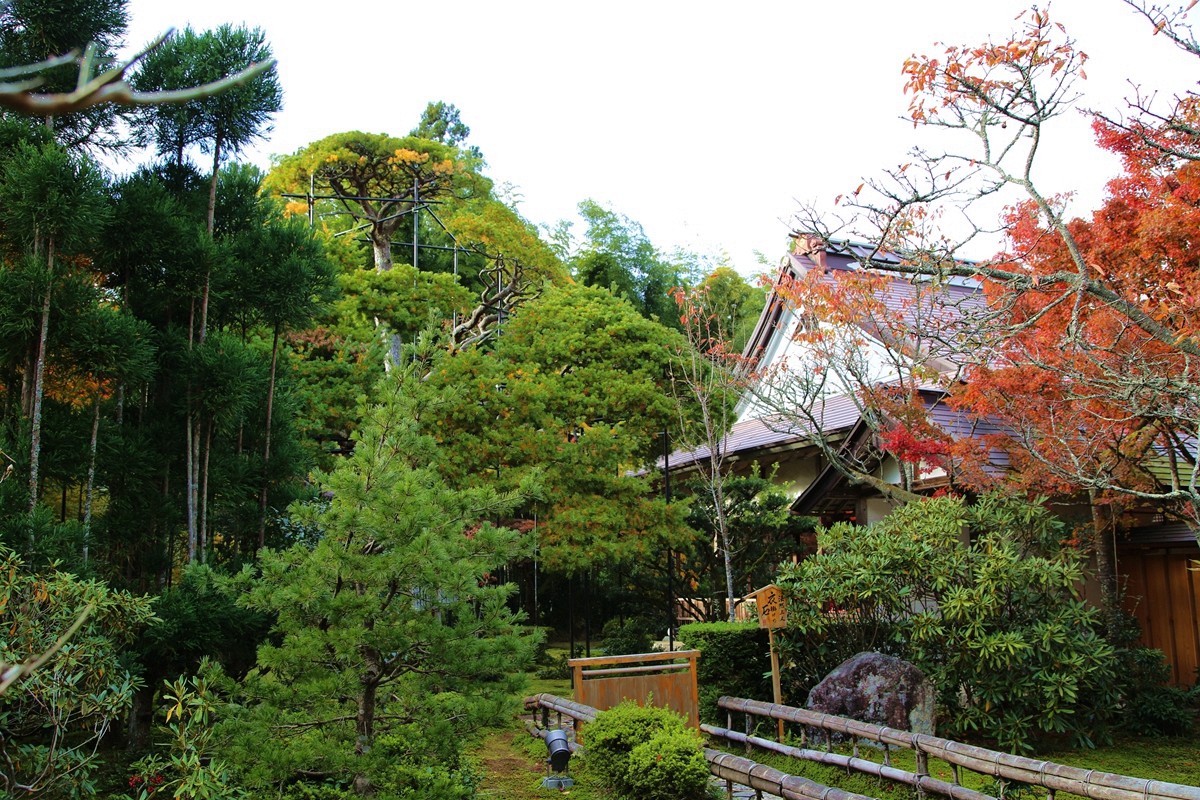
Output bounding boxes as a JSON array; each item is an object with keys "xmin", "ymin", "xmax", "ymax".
[
  {"xmin": 200, "ymin": 418, "xmax": 213, "ymax": 564},
  {"xmin": 1089, "ymin": 491, "xmax": 1122, "ymax": 640}
]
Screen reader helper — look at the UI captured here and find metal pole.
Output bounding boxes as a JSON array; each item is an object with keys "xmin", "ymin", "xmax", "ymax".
[
  {"xmin": 412, "ymin": 178, "xmax": 419, "ymax": 271},
  {"xmin": 307, "ymin": 172, "xmax": 314, "ymax": 227}
]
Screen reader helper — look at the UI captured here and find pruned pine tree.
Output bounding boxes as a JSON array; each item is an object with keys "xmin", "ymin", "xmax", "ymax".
[{"xmin": 231, "ymin": 363, "xmax": 533, "ymax": 796}]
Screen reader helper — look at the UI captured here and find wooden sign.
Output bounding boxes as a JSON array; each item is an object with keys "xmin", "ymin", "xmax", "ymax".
[
  {"xmin": 755, "ymin": 584, "xmax": 787, "ymax": 629},
  {"xmin": 750, "ymin": 583, "xmax": 787, "ymax": 740}
]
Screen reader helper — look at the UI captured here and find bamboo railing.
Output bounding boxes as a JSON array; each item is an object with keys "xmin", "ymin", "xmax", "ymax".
[
  {"xmin": 706, "ymin": 748, "xmax": 877, "ymax": 800},
  {"xmin": 717, "ymin": 696, "xmax": 1200, "ymax": 800},
  {"xmin": 524, "ymin": 693, "xmax": 877, "ymax": 800}
]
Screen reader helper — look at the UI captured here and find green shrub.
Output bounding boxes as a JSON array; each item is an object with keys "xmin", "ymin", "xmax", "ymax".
[
  {"xmin": 679, "ymin": 621, "xmax": 769, "ymax": 723},
  {"xmin": 1116, "ymin": 646, "xmax": 1196, "ymax": 737},
  {"xmin": 777, "ymin": 494, "xmax": 1121, "ymax": 753},
  {"xmin": 0, "ymin": 546, "xmax": 155, "ymax": 797},
  {"xmin": 585, "ymin": 702, "xmax": 688, "ymax": 795},
  {"xmin": 535, "ymin": 643, "xmax": 582, "ymax": 681},
  {"xmin": 626, "ymin": 727, "xmax": 711, "ymax": 800},
  {"xmin": 601, "ymin": 617, "xmax": 654, "ymax": 656},
  {"xmin": 125, "ymin": 660, "xmax": 245, "ymax": 800}
]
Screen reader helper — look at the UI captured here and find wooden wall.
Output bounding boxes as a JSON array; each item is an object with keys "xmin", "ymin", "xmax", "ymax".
[
  {"xmin": 571, "ymin": 651, "xmax": 701, "ymax": 730},
  {"xmin": 1118, "ymin": 544, "xmax": 1200, "ymax": 685}
]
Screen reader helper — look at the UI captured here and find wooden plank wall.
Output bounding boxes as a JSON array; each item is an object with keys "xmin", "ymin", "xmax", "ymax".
[
  {"xmin": 1118, "ymin": 545, "xmax": 1200, "ymax": 685},
  {"xmin": 570, "ymin": 651, "xmax": 701, "ymax": 729}
]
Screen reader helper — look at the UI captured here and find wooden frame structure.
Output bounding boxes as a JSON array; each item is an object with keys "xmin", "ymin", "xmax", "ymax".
[{"xmin": 569, "ymin": 650, "xmax": 701, "ymax": 732}]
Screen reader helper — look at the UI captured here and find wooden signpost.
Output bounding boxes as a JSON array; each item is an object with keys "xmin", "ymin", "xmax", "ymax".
[{"xmin": 752, "ymin": 583, "xmax": 787, "ymax": 741}]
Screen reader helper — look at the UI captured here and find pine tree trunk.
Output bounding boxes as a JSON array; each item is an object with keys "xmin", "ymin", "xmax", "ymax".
[
  {"xmin": 356, "ymin": 675, "xmax": 378, "ymax": 752},
  {"xmin": 370, "ymin": 230, "xmax": 393, "ymax": 272},
  {"xmin": 354, "ymin": 653, "xmax": 381, "ymax": 794},
  {"xmin": 28, "ymin": 239, "xmax": 54, "ymax": 515},
  {"xmin": 187, "ymin": 413, "xmax": 198, "ymax": 563},
  {"xmin": 188, "ymin": 135, "xmax": 222, "ymax": 564},
  {"xmin": 186, "ymin": 299, "xmax": 198, "ymax": 563},
  {"xmin": 201, "ymin": 133, "xmax": 222, "ymax": 339},
  {"xmin": 206, "ymin": 134, "xmax": 221, "ymax": 238}
]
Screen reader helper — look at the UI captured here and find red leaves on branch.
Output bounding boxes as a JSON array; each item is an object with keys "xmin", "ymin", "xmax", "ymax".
[
  {"xmin": 879, "ymin": 425, "xmax": 950, "ymax": 467},
  {"xmin": 902, "ymin": 8, "xmax": 1085, "ymax": 126}
]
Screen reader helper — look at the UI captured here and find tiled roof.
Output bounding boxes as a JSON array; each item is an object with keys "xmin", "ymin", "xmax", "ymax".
[{"xmin": 662, "ymin": 394, "xmax": 864, "ymax": 470}]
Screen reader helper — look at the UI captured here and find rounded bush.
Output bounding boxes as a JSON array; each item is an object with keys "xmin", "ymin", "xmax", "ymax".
[
  {"xmin": 584, "ymin": 702, "xmax": 687, "ymax": 795},
  {"xmin": 626, "ymin": 728, "xmax": 710, "ymax": 800},
  {"xmin": 600, "ymin": 617, "xmax": 654, "ymax": 656}
]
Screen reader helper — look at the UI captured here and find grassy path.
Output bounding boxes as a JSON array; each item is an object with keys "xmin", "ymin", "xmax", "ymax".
[{"xmin": 474, "ymin": 727, "xmax": 550, "ymax": 800}]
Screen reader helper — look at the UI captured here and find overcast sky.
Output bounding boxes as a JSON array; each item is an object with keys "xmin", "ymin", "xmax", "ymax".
[{"xmin": 122, "ymin": 1, "xmax": 1197, "ymax": 274}]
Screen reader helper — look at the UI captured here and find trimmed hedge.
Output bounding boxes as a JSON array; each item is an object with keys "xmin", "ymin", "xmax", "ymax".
[
  {"xmin": 585, "ymin": 702, "xmax": 691, "ymax": 797},
  {"xmin": 626, "ymin": 727, "xmax": 711, "ymax": 800},
  {"xmin": 679, "ymin": 621, "xmax": 770, "ymax": 723}
]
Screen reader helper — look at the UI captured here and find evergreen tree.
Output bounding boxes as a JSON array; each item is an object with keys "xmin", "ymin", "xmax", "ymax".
[
  {"xmin": 226, "ymin": 363, "xmax": 534, "ymax": 796},
  {"xmin": 0, "ymin": 0, "xmax": 129, "ymax": 149}
]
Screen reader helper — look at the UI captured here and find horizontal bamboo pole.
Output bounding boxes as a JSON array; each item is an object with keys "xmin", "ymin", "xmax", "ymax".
[
  {"xmin": 524, "ymin": 693, "xmax": 597, "ymax": 723},
  {"xmin": 704, "ymin": 724, "xmax": 995, "ymax": 800},
  {"xmin": 579, "ymin": 662, "xmax": 693, "ymax": 677},
  {"xmin": 568, "ymin": 649, "xmax": 700, "ymax": 668},
  {"xmin": 706, "ymin": 748, "xmax": 879, "ymax": 800},
  {"xmin": 525, "ymin": 695, "xmax": 878, "ymax": 799},
  {"xmin": 719, "ymin": 697, "xmax": 1200, "ymax": 800}
]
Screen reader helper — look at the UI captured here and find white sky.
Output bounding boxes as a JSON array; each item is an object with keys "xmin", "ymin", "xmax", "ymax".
[{"xmin": 122, "ymin": 1, "xmax": 1197, "ymax": 274}]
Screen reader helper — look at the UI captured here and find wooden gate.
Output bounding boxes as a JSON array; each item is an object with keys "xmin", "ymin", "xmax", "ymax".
[
  {"xmin": 570, "ymin": 650, "xmax": 700, "ymax": 729},
  {"xmin": 1119, "ymin": 544, "xmax": 1200, "ymax": 685}
]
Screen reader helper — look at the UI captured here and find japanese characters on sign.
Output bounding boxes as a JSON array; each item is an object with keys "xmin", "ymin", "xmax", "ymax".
[{"xmin": 756, "ymin": 584, "xmax": 786, "ymax": 629}]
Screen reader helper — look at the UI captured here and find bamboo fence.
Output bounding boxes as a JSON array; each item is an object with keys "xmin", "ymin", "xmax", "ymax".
[
  {"xmin": 524, "ymin": 693, "xmax": 876, "ymax": 800},
  {"xmin": 718, "ymin": 696, "xmax": 1200, "ymax": 800}
]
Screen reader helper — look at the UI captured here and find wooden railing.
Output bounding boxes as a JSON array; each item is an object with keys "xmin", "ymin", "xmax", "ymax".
[{"xmin": 717, "ymin": 696, "xmax": 1200, "ymax": 800}]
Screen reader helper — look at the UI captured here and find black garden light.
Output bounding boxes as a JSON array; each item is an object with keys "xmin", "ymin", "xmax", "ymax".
[{"xmin": 540, "ymin": 728, "xmax": 573, "ymax": 789}]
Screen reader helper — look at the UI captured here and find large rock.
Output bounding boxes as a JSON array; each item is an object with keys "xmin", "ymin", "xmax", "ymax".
[{"xmin": 805, "ymin": 652, "xmax": 935, "ymax": 735}]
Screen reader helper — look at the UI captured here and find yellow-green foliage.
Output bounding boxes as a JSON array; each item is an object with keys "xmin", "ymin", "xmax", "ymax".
[
  {"xmin": 625, "ymin": 728, "xmax": 711, "ymax": 800},
  {"xmin": 585, "ymin": 701, "xmax": 709, "ymax": 798},
  {"xmin": 0, "ymin": 546, "xmax": 155, "ymax": 796}
]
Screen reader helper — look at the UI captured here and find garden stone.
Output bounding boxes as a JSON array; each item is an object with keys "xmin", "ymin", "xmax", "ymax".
[{"xmin": 805, "ymin": 652, "xmax": 935, "ymax": 735}]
